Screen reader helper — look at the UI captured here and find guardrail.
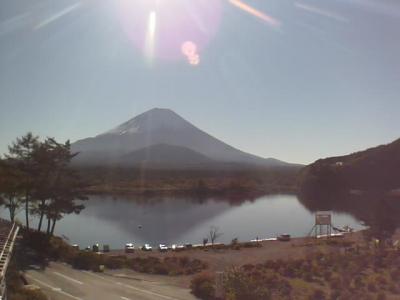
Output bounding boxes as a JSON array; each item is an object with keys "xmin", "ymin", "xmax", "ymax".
[{"xmin": 0, "ymin": 220, "xmax": 20, "ymax": 300}]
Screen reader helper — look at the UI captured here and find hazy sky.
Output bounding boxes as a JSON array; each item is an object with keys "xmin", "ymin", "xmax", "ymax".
[{"xmin": 1, "ymin": 0, "xmax": 399, "ymax": 164}]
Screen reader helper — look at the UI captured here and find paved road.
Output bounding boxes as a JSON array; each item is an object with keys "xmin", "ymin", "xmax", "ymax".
[{"xmin": 26, "ymin": 262, "xmax": 197, "ymax": 300}]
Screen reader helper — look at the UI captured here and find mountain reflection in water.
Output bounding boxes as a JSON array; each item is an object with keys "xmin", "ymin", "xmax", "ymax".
[{"xmin": 1, "ymin": 194, "xmax": 370, "ymax": 248}]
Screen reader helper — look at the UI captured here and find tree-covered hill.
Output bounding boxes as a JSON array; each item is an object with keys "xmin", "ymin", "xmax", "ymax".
[{"xmin": 300, "ymin": 138, "xmax": 400, "ymax": 194}]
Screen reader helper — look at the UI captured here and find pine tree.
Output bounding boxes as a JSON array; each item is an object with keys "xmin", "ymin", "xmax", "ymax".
[{"xmin": 5, "ymin": 133, "xmax": 39, "ymax": 229}]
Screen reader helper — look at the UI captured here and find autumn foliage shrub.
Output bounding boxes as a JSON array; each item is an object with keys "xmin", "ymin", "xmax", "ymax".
[
  {"xmin": 222, "ymin": 266, "xmax": 292, "ymax": 300},
  {"xmin": 104, "ymin": 255, "xmax": 127, "ymax": 269},
  {"xmin": 193, "ymin": 247, "xmax": 400, "ymax": 299},
  {"xmin": 309, "ymin": 289, "xmax": 326, "ymax": 300},
  {"xmin": 21, "ymin": 230, "xmax": 78, "ymax": 264},
  {"xmin": 9, "ymin": 289, "xmax": 48, "ymax": 300},
  {"xmin": 130, "ymin": 256, "xmax": 207, "ymax": 275},
  {"xmin": 6, "ymin": 260, "xmax": 48, "ymax": 300},
  {"xmin": 72, "ymin": 251, "xmax": 103, "ymax": 271},
  {"xmin": 190, "ymin": 272, "xmax": 216, "ymax": 300}
]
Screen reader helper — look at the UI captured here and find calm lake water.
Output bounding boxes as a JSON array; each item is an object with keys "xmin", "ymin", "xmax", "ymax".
[{"xmin": 2, "ymin": 194, "xmax": 365, "ymax": 249}]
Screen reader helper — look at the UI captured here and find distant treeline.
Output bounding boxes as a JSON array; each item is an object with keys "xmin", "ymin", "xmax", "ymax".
[{"xmin": 75, "ymin": 165, "xmax": 302, "ymax": 196}]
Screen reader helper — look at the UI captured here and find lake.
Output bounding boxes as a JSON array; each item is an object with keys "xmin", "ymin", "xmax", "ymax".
[{"xmin": 2, "ymin": 194, "xmax": 365, "ymax": 249}]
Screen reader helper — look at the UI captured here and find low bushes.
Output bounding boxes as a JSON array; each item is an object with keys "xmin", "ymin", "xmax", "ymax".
[
  {"xmin": 9, "ymin": 289, "xmax": 48, "ymax": 300},
  {"xmin": 72, "ymin": 251, "xmax": 104, "ymax": 271},
  {"xmin": 21, "ymin": 230, "xmax": 78, "ymax": 265},
  {"xmin": 68, "ymin": 251, "xmax": 207, "ymax": 276},
  {"xmin": 191, "ymin": 248, "xmax": 400, "ymax": 300},
  {"xmin": 6, "ymin": 260, "xmax": 48, "ymax": 300},
  {"xmin": 233, "ymin": 242, "xmax": 262, "ymax": 250},
  {"xmin": 104, "ymin": 255, "xmax": 127, "ymax": 269},
  {"xmin": 130, "ymin": 256, "xmax": 207, "ymax": 275},
  {"xmin": 308, "ymin": 289, "xmax": 326, "ymax": 300},
  {"xmin": 190, "ymin": 272, "xmax": 215, "ymax": 300},
  {"xmin": 22, "ymin": 230, "xmax": 208, "ymax": 276},
  {"xmin": 223, "ymin": 267, "xmax": 292, "ymax": 300}
]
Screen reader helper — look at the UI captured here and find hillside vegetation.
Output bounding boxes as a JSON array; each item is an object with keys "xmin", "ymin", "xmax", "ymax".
[
  {"xmin": 300, "ymin": 138, "xmax": 400, "ymax": 194},
  {"xmin": 77, "ymin": 165, "xmax": 301, "ymax": 196},
  {"xmin": 192, "ymin": 244, "xmax": 400, "ymax": 300}
]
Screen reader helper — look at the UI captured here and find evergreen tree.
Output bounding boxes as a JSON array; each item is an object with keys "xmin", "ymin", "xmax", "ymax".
[
  {"xmin": 5, "ymin": 133, "xmax": 39, "ymax": 229},
  {"xmin": 0, "ymin": 159, "xmax": 24, "ymax": 222},
  {"xmin": 34, "ymin": 138, "xmax": 87, "ymax": 235},
  {"xmin": 2, "ymin": 134, "xmax": 87, "ymax": 235}
]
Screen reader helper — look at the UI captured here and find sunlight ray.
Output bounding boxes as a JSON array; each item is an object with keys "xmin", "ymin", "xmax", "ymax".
[
  {"xmin": 343, "ymin": 0, "xmax": 400, "ymax": 18},
  {"xmin": 295, "ymin": 2, "xmax": 349, "ymax": 23},
  {"xmin": 144, "ymin": 10, "xmax": 157, "ymax": 62},
  {"xmin": 0, "ymin": 12, "xmax": 31, "ymax": 36},
  {"xmin": 229, "ymin": 0, "xmax": 281, "ymax": 28},
  {"xmin": 34, "ymin": 2, "xmax": 82, "ymax": 30}
]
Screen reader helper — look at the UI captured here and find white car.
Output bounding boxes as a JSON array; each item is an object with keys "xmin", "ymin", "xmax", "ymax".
[
  {"xmin": 141, "ymin": 244, "xmax": 152, "ymax": 251},
  {"xmin": 277, "ymin": 234, "xmax": 291, "ymax": 242},
  {"xmin": 158, "ymin": 244, "xmax": 168, "ymax": 252},
  {"xmin": 171, "ymin": 244, "xmax": 184, "ymax": 251},
  {"xmin": 125, "ymin": 243, "xmax": 135, "ymax": 253}
]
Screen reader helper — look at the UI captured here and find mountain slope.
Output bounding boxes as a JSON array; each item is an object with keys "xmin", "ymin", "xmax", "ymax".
[
  {"xmin": 72, "ymin": 108, "xmax": 292, "ymax": 168},
  {"xmin": 121, "ymin": 144, "xmax": 214, "ymax": 167},
  {"xmin": 300, "ymin": 138, "xmax": 400, "ymax": 193}
]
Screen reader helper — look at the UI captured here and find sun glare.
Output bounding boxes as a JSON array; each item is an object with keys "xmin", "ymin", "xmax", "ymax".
[
  {"xmin": 229, "ymin": 0, "xmax": 281, "ymax": 28},
  {"xmin": 116, "ymin": 0, "xmax": 222, "ymax": 63},
  {"xmin": 34, "ymin": 2, "xmax": 82, "ymax": 30},
  {"xmin": 181, "ymin": 41, "xmax": 200, "ymax": 66},
  {"xmin": 115, "ymin": 0, "xmax": 280, "ymax": 64},
  {"xmin": 145, "ymin": 11, "xmax": 157, "ymax": 61}
]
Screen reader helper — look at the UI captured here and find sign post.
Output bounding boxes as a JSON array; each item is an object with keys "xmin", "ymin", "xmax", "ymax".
[{"xmin": 309, "ymin": 211, "xmax": 333, "ymax": 238}]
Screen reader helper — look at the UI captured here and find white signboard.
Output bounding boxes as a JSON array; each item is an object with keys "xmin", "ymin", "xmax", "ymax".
[{"xmin": 315, "ymin": 212, "xmax": 331, "ymax": 225}]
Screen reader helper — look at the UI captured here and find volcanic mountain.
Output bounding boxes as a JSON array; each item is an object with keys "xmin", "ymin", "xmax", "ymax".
[{"xmin": 71, "ymin": 108, "xmax": 293, "ymax": 168}]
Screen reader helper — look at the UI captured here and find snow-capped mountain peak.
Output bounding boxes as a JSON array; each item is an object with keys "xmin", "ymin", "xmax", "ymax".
[
  {"xmin": 72, "ymin": 108, "xmax": 291, "ymax": 168},
  {"xmin": 102, "ymin": 108, "xmax": 193, "ymax": 136}
]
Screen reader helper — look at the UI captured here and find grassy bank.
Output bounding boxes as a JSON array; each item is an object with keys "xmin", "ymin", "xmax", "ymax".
[
  {"xmin": 189, "ymin": 232, "xmax": 400, "ymax": 300},
  {"xmin": 16, "ymin": 228, "xmax": 400, "ymax": 299},
  {"xmin": 19, "ymin": 230, "xmax": 208, "ymax": 276},
  {"xmin": 192, "ymin": 246, "xmax": 400, "ymax": 300}
]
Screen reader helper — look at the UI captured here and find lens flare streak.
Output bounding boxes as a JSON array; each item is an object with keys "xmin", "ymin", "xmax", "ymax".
[
  {"xmin": 344, "ymin": 0, "xmax": 400, "ymax": 18},
  {"xmin": 295, "ymin": 2, "xmax": 349, "ymax": 23},
  {"xmin": 144, "ymin": 11, "xmax": 157, "ymax": 61},
  {"xmin": 182, "ymin": 41, "xmax": 200, "ymax": 66},
  {"xmin": 34, "ymin": 2, "xmax": 82, "ymax": 30},
  {"xmin": 116, "ymin": 0, "xmax": 222, "ymax": 61},
  {"xmin": 229, "ymin": 0, "xmax": 281, "ymax": 28},
  {"xmin": 0, "ymin": 13, "xmax": 31, "ymax": 36}
]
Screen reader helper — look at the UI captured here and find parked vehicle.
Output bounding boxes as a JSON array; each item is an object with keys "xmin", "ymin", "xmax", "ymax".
[
  {"xmin": 158, "ymin": 244, "xmax": 168, "ymax": 252},
  {"xmin": 125, "ymin": 243, "xmax": 135, "ymax": 253},
  {"xmin": 141, "ymin": 244, "xmax": 152, "ymax": 251},
  {"xmin": 277, "ymin": 234, "xmax": 291, "ymax": 242},
  {"xmin": 72, "ymin": 244, "xmax": 79, "ymax": 250},
  {"xmin": 92, "ymin": 243, "xmax": 100, "ymax": 252},
  {"xmin": 171, "ymin": 244, "xmax": 185, "ymax": 251}
]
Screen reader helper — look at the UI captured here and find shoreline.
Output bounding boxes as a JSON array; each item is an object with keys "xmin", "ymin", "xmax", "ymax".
[
  {"xmin": 99, "ymin": 230, "xmax": 376, "ymax": 287},
  {"xmin": 82, "ymin": 187, "xmax": 299, "ymax": 200},
  {"xmin": 104, "ymin": 230, "xmax": 359, "ymax": 253}
]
